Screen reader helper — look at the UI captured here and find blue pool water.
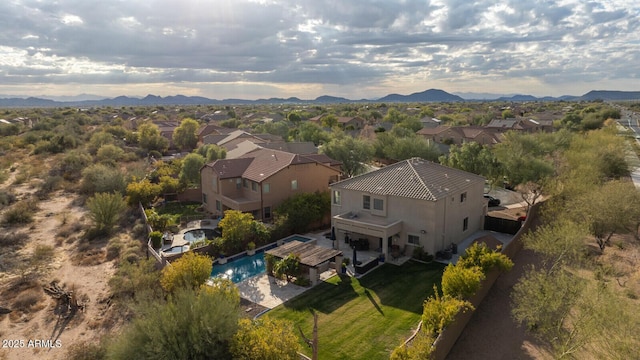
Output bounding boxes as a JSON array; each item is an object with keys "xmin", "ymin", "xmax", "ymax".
[
  {"xmin": 211, "ymin": 252, "xmax": 266, "ymax": 283},
  {"xmin": 210, "ymin": 234, "xmax": 313, "ymax": 283}
]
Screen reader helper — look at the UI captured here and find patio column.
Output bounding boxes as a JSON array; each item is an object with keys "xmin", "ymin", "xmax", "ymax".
[
  {"xmin": 382, "ymin": 235, "xmax": 389, "ymax": 260},
  {"xmin": 334, "ymin": 255, "xmax": 343, "ymax": 272},
  {"xmin": 309, "ymin": 267, "xmax": 318, "ymax": 286}
]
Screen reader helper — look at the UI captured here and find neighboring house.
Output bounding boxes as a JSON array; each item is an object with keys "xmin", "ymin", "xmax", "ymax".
[
  {"xmin": 201, "ymin": 148, "xmax": 343, "ymax": 220},
  {"xmin": 331, "ymin": 158, "xmax": 486, "ymax": 260},
  {"xmin": 486, "ymin": 118, "xmax": 553, "ymax": 133},
  {"xmin": 417, "ymin": 126, "xmax": 465, "ymax": 145},
  {"xmin": 417, "ymin": 125, "xmax": 503, "ymax": 146},
  {"xmin": 202, "ymin": 129, "xmax": 284, "ymax": 158},
  {"xmin": 197, "ymin": 124, "xmax": 229, "ymax": 143}
]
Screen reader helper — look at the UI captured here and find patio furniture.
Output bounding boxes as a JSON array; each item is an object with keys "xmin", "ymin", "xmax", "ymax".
[{"xmin": 162, "ymin": 231, "xmax": 174, "ymax": 244}]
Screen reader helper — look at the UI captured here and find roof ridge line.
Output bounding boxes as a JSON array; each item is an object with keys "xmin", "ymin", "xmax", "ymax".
[{"xmin": 407, "ymin": 159, "xmax": 434, "ymax": 199}]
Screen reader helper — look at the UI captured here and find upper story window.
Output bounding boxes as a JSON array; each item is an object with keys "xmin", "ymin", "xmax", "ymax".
[
  {"xmin": 251, "ymin": 182, "xmax": 258, "ymax": 192},
  {"xmin": 460, "ymin": 192, "xmax": 467, "ymax": 203},
  {"xmin": 333, "ymin": 190, "xmax": 341, "ymax": 205},
  {"xmin": 212, "ymin": 177, "xmax": 217, "ymax": 192},
  {"xmin": 463, "ymin": 217, "xmax": 469, "ymax": 231},
  {"xmin": 236, "ymin": 178, "xmax": 242, "ymax": 189},
  {"xmin": 263, "ymin": 183, "xmax": 270, "ymax": 194},
  {"xmin": 363, "ymin": 195, "xmax": 371, "ymax": 210},
  {"xmin": 373, "ymin": 198, "xmax": 384, "ymax": 211},
  {"xmin": 291, "ymin": 179, "xmax": 298, "ymax": 190},
  {"xmin": 202, "ymin": 193, "xmax": 207, "ymax": 204},
  {"xmin": 243, "ymin": 179, "xmax": 248, "ymax": 188}
]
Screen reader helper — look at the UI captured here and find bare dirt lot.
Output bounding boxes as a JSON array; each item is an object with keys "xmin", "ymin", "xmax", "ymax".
[{"xmin": 0, "ymin": 180, "xmax": 118, "ymax": 360}]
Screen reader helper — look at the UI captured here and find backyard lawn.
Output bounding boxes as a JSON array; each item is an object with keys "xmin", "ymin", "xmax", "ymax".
[{"xmin": 265, "ymin": 260, "xmax": 444, "ymax": 360}]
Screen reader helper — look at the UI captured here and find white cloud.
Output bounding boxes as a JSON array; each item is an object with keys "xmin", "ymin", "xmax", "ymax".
[{"xmin": 0, "ymin": 0, "xmax": 638, "ymax": 98}]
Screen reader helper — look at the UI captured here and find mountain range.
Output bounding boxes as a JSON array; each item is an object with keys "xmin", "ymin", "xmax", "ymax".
[{"xmin": 0, "ymin": 89, "xmax": 639, "ymax": 108}]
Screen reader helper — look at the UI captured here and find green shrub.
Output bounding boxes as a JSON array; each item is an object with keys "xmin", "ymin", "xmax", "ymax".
[
  {"xmin": 422, "ymin": 286, "xmax": 473, "ymax": 336},
  {"xmin": 149, "ymin": 231, "xmax": 163, "ymax": 248},
  {"xmin": 441, "ymin": 264, "xmax": 485, "ymax": 299}
]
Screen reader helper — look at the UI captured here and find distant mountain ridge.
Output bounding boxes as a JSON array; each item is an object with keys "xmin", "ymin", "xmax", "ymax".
[{"xmin": 0, "ymin": 89, "xmax": 639, "ymax": 107}]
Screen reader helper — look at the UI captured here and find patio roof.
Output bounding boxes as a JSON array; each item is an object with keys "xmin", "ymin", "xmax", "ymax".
[{"xmin": 265, "ymin": 240, "xmax": 342, "ymax": 268}]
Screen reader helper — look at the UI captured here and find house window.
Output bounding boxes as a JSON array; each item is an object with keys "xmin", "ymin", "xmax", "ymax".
[
  {"xmin": 215, "ymin": 200, "xmax": 221, "ymax": 212},
  {"xmin": 460, "ymin": 192, "xmax": 467, "ymax": 203},
  {"xmin": 363, "ymin": 195, "xmax": 371, "ymax": 210},
  {"xmin": 251, "ymin": 181, "xmax": 258, "ymax": 192},
  {"xmin": 408, "ymin": 234, "xmax": 420, "ymax": 245},
  {"xmin": 263, "ymin": 183, "xmax": 270, "ymax": 194},
  {"xmin": 236, "ymin": 178, "xmax": 242, "ymax": 189},
  {"xmin": 291, "ymin": 179, "xmax": 298, "ymax": 190},
  {"xmin": 202, "ymin": 193, "xmax": 207, "ymax": 204},
  {"xmin": 463, "ymin": 217, "xmax": 469, "ymax": 231},
  {"xmin": 373, "ymin": 198, "xmax": 384, "ymax": 211},
  {"xmin": 333, "ymin": 190, "xmax": 341, "ymax": 205},
  {"xmin": 264, "ymin": 206, "xmax": 272, "ymax": 219},
  {"xmin": 212, "ymin": 177, "xmax": 217, "ymax": 192},
  {"xmin": 243, "ymin": 179, "xmax": 248, "ymax": 188}
]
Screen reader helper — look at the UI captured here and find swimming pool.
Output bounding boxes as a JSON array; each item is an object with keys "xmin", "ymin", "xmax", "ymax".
[
  {"xmin": 183, "ymin": 228, "xmax": 220, "ymax": 244},
  {"xmin": 210, "ymin": 234, "xmax": 313, "ymax": 283},
  {"xmin": 211, "ymin": 252, "xmax": 266, "ymax": 283}
]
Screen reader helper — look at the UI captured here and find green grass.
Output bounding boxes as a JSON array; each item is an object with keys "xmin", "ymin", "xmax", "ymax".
[
  {"xmin": 266, "ymin": 260, "xmax": 444, "ymax": 360},
  {"xmin": 154, "ymin": 201, "xmax": 202, "ymax": 223}
]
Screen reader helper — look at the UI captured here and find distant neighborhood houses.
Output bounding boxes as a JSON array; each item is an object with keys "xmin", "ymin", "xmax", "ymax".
[{"xmin": 416, "ymin": 118, "xmax": 554, "ymax": 147}]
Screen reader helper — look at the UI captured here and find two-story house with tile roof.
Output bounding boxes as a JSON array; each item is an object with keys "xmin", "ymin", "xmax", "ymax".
[
  {"xmin": 330, "ymin": 158, "xmax": 486, "ymax": 259},
  {"xmin": 201, "ymin": 148, "xmax": 342, "ymax": 220}
]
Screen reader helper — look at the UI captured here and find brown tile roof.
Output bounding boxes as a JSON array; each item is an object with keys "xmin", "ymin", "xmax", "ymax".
[
  {"xmin": 205, "ymin": 147, "xmax": 341, "ymax": 182},
  {"xmin": 331, "ymin": 158, "xmax": 485, "ymax": 201},
  {"xmin": 206, "ymin": 158, "xmax": 253, "ymax": 179},
  {"xmin": 417, "ymin": 126, "xmax": 452, "ymax": 135}
]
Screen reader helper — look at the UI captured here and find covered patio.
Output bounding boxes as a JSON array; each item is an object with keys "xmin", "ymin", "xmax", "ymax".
[
  {"xmin": 265, "ymin": 240, "xmax": 343, "ymax": 286},
  {"xmin": 333, "ymin": 211, "xmax": 403, "ymax": 260}
]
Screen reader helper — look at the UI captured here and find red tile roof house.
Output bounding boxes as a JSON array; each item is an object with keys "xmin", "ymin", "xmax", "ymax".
[
  {"xmin": 330, "ymin": 158, "xmax": 486, "ymax": 260},
  {"xmin": 200, "ymin": 148, "xmax": 342, "ymax": 221}
]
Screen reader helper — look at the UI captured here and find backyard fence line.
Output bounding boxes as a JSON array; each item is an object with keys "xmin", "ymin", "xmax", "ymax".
[{"xmin": 427, "ymin": 201, "xmax": 543, "ymax": 360}]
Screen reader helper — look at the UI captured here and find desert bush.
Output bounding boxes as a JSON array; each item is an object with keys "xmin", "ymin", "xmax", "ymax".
[
  {"xmin": 422, "ymin": 286, "xmax": 473, "ymax": 336},
  {"xmin": 160, "ymin": 252, "xmax": 213, "ymax": 293},
  {"xmin": 36, "ymin": 175, "xmax": 63, "ymax": 199},
  {"xmin": 2, "ymin": 200, "xmax": 38, "ymax": 225},
  {"xmin": 59, "ymin": 150, "xmax": 93, "ymax": 181},
  {"xmin": 0, "ymin": 190, "xmax": 15, "ymax": 208},
  {"xmin": 80, "ymin": 164, "xmax": 126, "ymax": 195},
  {"xmin": 12, "ymin": 288, "xmax": 43, "ymax": 311},
  {"xmin": 0, "ymin": 231, "xmax": 29, "ymax": 247},
  {"xmin": 86, "ymin": 192, "xmax": 126, "ymax": 235},
  {"xmin": 106, "ymin": 241, "xmax": 123, "ymax": 261},
  {"xmin": 66, "ymin": 340, "xmax": 107, "ymax": 360}
]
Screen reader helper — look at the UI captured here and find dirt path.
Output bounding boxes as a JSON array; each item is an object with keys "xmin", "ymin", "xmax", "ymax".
[{"xmin": 446, "ymin": 248, "xmax": 550, "ymax": 360}]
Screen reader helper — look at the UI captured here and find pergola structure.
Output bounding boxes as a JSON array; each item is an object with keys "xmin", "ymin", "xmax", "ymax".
[{"xmin": 266, "ymin": 240, "xmax": 343, "ymax": 285}]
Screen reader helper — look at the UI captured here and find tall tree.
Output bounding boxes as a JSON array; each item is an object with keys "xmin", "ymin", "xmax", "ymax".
[
  {"xmin": 321, "ymin": 135, "xmax": 373, "ymax": 177},
  {"xmin": 138, "ymin": 122, "xmax": 169, "ymax": 154},
  {"xmin": 179, "ymin": 153, "xmax": 206, "ymax": 187},
  {"xmin": 172, "ymin": 118, "xmax": 199, "ymax": 151}
]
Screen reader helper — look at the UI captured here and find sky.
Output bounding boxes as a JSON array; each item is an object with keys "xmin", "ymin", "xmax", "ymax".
[{"xmin": 0, "ymin": 0, "xmax": 639, "ymax": 100}]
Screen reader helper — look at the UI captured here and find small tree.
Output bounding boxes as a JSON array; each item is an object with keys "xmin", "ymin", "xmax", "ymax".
[
  {"xmin": 231, "ymin": 317, "xmax": 300, "ymax": 360},
  {"xmin": 86, "ymin": 192, "xmax": 126, "ymax": 235},
  {"xmin": 126, "ymin": 178, "xmax": 162, "ymax": 207},
  {"xmin": 160, "ymin": 252, "xmax": 213, "ymax": 293},
  {"xmin": 218, "ymin": 210, "xmax": 255, "ymax": 253},
  {"xmin": 273, "ymin": 254, "xmax": 301, "ymax": 282},
  {"xmin": 138, "ymin": 122, "xmax": 169, "ymax": 154}
]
